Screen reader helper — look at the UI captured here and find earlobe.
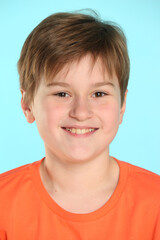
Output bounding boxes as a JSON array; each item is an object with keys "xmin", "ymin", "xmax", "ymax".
[
  {"xmin": 20, "ymin": 89, "xmax": 35, "ymax": 123},
  {"xmin": 119, "ymin": 90, "xmax": 128, "ymax": 124}
]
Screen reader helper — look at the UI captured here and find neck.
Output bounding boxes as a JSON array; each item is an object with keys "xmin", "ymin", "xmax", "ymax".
[{"xmin": 40, "ymin": 150, "xmax": 119, "ymax": 197}]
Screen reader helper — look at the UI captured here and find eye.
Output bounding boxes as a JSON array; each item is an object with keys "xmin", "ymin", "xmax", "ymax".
[
  {"xmin": 93, "ymin": 92, "xmax": 107, "ymax": 97},
  {"xmin": 54, "ymin": 92, "xmax": 70, "ymax": 97}
]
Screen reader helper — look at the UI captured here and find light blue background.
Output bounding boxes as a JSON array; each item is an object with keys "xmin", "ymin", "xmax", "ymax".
[{"xmin": 0, "ymin": 0, "xmax": 160, "ymax": 174}]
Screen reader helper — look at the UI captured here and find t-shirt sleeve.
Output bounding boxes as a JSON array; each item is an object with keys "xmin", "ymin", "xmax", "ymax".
[
  {"xmin": 0, "ymin": 230, "xmax": 7, "ymax": 240},
  {"xmin": 153, "ymin": 207, "xmax": 160, "ymax": 239}
]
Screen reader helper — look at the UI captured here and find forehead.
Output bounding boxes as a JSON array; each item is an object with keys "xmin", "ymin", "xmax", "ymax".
[{"xmin": 44, "ymin": 54, "xmax": 117, "ymax": 86}]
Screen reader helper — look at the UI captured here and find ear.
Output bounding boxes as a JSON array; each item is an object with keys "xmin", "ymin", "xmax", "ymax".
[
  {"xmin": 119, "ymin": 90, "xmax": 128, "ymax": 124},
  {"xmin": 20, "ymin": 89, "xmax": 35, "ymax": 123}
]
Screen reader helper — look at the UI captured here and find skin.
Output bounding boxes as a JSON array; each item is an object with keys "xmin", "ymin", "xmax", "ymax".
[{"xmin": 21, "ymin": 54, "xmax": 127, "ymax": 213}]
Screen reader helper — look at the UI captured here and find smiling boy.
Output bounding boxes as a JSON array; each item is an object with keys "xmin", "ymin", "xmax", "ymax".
[{"xmin": 0, "ymin": 11, "xmax": 160, "ymax": 240}]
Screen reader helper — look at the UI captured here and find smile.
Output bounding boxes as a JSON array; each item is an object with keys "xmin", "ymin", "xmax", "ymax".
[{"xmin": 61, "ymin": 127, "xmax": 98, "ymax": 136}]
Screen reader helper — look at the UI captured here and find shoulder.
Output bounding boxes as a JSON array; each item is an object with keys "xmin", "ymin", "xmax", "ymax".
[
  {"xmin": 0, "ymin": 160, "xmax": 42, "ymax": 228},
  {"xmin": 0, "ymin": 160, "xmax": 42, "ymax": 214},
  {"xmin": 119, "ymin": 160, "xmax": 160, "ymax": 203},
  {"xmin": 0, "ymin": 162, "xmax": 31, "ymax": 182},
  {"xmin": 0, "ymin": 160, "xmax": 41, "ymax": 192},
  {"xmin": 126, "ymin": 161, "xmax": 160, "ymax": 187}
]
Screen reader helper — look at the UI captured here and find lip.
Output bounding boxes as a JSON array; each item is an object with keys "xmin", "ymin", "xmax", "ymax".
[
  {"xmin": 61, "ymin": 125, "xmax": 99, "ymax": 129},
  {"xmin": 61, "ymin": 127, "xmax": 98, "ymax": 138}
]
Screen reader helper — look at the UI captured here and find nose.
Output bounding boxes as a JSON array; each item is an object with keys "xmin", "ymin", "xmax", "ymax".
[{"xmin": 69, "ymin": 96, "xmax": 93, "ymax": 121}]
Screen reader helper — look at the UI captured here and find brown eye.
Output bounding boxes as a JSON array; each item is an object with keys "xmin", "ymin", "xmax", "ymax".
[
  {"xmin": 54, "ymin": 92, "xmax": 69, "ymax": 97},
  {"xmin": 93, "ymin": 92, "xmax": 107, "ymax": 97}
]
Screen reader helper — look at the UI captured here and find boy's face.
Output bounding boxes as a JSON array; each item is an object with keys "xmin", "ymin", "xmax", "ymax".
[{"xmin": 22, "ymin": 54, "xmax": 127, "ymax": 163}]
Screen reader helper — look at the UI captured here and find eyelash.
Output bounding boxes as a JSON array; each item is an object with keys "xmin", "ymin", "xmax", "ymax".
[
  {"xmin": 93, "ymin": 92, "xmax": 107, "ymax": 97},
  {"xmin": 54, "ymin": 92, "xmax": 108, "ymax": 98},
  {"xmin": 54, "ymin": 92, "xmax": 69, "ymax": 97}
]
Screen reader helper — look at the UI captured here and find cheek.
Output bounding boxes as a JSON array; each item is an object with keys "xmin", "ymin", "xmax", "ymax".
[
  {"xmin": 40, "ymin": 101, "xmax": 67, "ymax": 130},
  {"xmin": 98, "ymin": 101, "xmax": 120, "ymax": 127}
]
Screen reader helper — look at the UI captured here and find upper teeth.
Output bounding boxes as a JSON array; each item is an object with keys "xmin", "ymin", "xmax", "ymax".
[{"xmin": 65, "ymin": 128, "xmax": 95, "ymax": 134}]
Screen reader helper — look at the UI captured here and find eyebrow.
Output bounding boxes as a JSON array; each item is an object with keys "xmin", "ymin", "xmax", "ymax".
[{"xmin": 46, "ymin": 82, "xmax": 115, "ymax": 88}]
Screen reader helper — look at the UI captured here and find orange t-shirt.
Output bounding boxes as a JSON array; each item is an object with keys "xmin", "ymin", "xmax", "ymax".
[{"xmin": 0, "ymin": 158, "xmax": 160, "ymax": 240}]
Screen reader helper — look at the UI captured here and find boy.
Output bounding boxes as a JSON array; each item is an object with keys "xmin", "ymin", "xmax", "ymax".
[{"xmin": 0, "ymin": 11, "xmax": 160, "ymax": 240}]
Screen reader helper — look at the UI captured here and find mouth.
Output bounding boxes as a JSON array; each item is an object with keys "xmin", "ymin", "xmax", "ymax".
[{"xmin": 61, "ymin": 127, "xmax": 99, "ymax": 136}]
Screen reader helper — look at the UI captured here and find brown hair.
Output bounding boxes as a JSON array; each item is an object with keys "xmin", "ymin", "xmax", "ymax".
[{"xmin": 18, "ymin": 11, "xmax": 130, "ymax": 105}]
